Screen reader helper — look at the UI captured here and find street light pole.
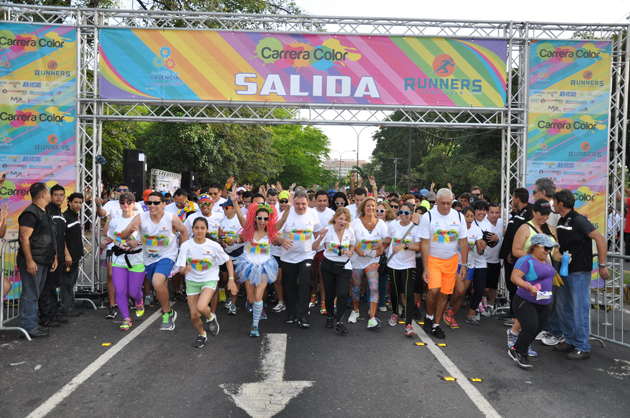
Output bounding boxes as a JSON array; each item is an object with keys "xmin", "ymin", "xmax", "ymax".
[
  {"xmin": 391, "ymin": 157, "xmax": 402, "ymax": 189},
  {"xmin": 329, "ymin": 149, "xmax": 356, "ymax": 181},
  {"xmin": 350, "ymin": 126, "xmax": 372, "ymax": 174}
]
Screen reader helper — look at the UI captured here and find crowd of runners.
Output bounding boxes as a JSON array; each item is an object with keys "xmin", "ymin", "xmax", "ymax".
[{"xmin": 4, "ymin": 172, "xmax": 613, "ymax": 369}]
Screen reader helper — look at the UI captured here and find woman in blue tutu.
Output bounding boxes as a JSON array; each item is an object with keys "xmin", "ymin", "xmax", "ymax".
[{"xmin": 233, "ymin": 196, "xmax": 281, "ymax": 337}]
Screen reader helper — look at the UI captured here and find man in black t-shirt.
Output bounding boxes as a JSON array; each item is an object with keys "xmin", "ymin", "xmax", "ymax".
[
  {"xmin": 60, "ymin": 193, "xmax": 85, "ymax": 316},
  {"xmin": 499, "ymin": 188, "xmax": 532, "ymax": 321},
  {"xmin": 18, "ymin": 183, "xmax": 56, "ymax": 338},
  {"xmin": 552, "ymin": 189, "xmax": 609, "ymax": 360}
]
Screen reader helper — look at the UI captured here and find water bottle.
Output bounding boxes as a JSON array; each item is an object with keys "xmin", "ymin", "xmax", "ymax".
[{"xmin": 560, "ymin": 252, "xmax": 570, "ymax": 276}]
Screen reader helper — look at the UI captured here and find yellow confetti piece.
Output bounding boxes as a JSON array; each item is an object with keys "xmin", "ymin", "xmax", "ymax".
[
  {"xmin": 469, "ymin": 378, "xmax": 483, "ymax": 383},
  {"xmin": 442, "ymin": 376, "xmax": 457, "ymax": 381},
  {"xmin": 436, "ymin": 343, "xmax": 447, "ymax": 347},
  {"xmin": 414, "ymin": 342, "xmax": 426, "ymax": 346},
  {"xmin": 102, "ymin": 343, "xmax": 111, "ymax": 346}
]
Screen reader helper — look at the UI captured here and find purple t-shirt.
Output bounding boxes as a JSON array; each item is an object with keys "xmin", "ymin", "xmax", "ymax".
[{"xmin": 514, "ymin": 255, "xmax": 555, "ymax": 305}]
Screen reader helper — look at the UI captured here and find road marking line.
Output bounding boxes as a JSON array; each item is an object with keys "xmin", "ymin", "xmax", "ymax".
[
  {"xmin": 27, "ymin": 302, "xmax": 174, "ymax": 418},
  {"xmin": 412, "ymin": 322, "xmax": 501, "ymax": 418}
]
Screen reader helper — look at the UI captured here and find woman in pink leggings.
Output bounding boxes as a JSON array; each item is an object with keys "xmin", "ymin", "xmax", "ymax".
[{"xmin": 103, "ymin": 193, "xmax": 145, "ymax": 331}]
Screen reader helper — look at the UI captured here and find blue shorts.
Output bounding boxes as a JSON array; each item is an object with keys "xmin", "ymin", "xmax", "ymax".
[
  {"xmin": 145, "ymin": 258, "xmax": 175, "ymax": 284},
  {"xmin": 457, "ymin": 265, "xmax": 476, "ymax": 281}
]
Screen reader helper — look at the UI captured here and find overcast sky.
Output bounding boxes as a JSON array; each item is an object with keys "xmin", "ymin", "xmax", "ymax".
[{"xmin": 294, "ymin": 0, "xmax": 630, "ymax": 161}]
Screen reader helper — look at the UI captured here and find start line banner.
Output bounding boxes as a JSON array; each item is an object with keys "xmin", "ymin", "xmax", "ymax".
[
  {"xmin": 0, "ymin": 23, "xmax": 77, "ymax": 236},
  {"xmin": 99, "ymin": 29, "xmax": 507, "ymax": 108},
  {"xmin": 526, "ymin": 39, "xmax": 612, "ymax": 235}
]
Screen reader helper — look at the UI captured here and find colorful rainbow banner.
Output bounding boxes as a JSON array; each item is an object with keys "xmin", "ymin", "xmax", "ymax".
[
  {"xmin": 0, "ymin": 23, "xmax": 76, "ymax": 238},
  {"xmin": 99, "ymin": 29, "xmax": 507, "ymax": 107},
  {"xmin": 526, "ymin": 40, "xmax": 611, "ymax": 237}
]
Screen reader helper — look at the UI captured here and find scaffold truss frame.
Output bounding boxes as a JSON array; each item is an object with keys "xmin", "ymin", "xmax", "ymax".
[{"xmin": 1, "ymin": 3, "xmax": 628, "ymax": 295}]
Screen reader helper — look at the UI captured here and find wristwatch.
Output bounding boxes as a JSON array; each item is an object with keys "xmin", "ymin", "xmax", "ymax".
[
  {"xmin": 404, "ymin": 242, "xmax": 409, "ymax": 250},
  {"xmin": 466, "ymin": 263, "xmax": 474, "ymax": 269},
  {"xmin": 598, "ymin": 264, "xmax": 607, "ymax": 268}
]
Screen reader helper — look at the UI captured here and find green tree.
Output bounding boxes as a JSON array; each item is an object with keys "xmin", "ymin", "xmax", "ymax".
[{"xmin": 271, "ymin": 125, "xmax": 331, "ymax": 189}]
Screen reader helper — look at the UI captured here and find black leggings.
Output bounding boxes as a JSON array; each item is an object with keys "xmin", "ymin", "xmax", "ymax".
[
  {"xmin": 503, "ymin": 261, "xmax": 517, "ymax": 314},
  {"xmin": 320, "ymin": 258, "xmax": 351, "ymax": 322},
  {"xmin": 282, "ymin": 259, "xmax": 313, "ymax": 319},
  {"xmin": 513, "ymin": 294, "xmax": 550, "ymax": 355},
  {"xmin": 468, "ymin": 268, "xmax": 487, "ymax": 311},
  {"xmin": 388, "ymin": 267, "xmax": 415, "ymax": 326}
]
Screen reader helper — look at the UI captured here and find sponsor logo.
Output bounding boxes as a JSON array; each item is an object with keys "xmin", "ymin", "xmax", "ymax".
[{"xmin": 23, "ymin": 156, "xmax": 41, "ymax": 162}]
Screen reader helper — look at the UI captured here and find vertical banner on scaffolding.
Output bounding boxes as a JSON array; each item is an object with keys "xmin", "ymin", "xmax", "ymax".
[
  {"xmin": 0, "ymin": 23, "xmax": 77, "ymax": 242},
  {"xmin": 526, "ymin": 40, "xmax": 611, "ymax": 241}
]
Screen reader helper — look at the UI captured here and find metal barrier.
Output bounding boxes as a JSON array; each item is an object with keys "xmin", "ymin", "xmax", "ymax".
[
  {"xmin": 590, "ymin": 252, "xmax": 630, "ymax": 349},
  {"xmin": 1, "ymin": 239, "xmax": 30, "ymax": 340}
]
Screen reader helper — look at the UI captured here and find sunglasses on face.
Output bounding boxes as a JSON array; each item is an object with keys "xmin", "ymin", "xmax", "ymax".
[
  {"xmin": 117, "ymin": 188, "xmax": 129, "ymax": 192},
  {"xmin": 199, "ymin": 202, "xmax": 213, "ymax": 207},
  {"xmin": 146, "ymin": 201, "xmax": 162, "ymax": 206},
  {"xmin": 390, "ymin": 205, "xmax": 399, "ymax": 209},
  {"xmin": 223, "ymin": 206, "xmax": 234, "ymax": 210},
  {"xmin": 165, "ymin": 199, "xmax": 172, "ymax": 203},
  {"xmin": 279, "ymin": 199, "xmax": 289, "ymax": 204},
  {"xmin": 375, "ymin": 209, "xmax": 386, "ymax": 213},
  {"xmin": 532, "ymin": 190, "xmax": 539, "ymax": 195},
  {"xmin": 472, "ymin": 193, "xmax": 480, "ymax": 197},
  {"xmin": 543, "ymin": 246, "xmax": 553, "ymax": 252},
  {"xmin": 335, "ymin": 201, "xmax": 345, "ymax": 206},
  {"xmin": 119, "ymin": 200, "xmax": 133, "ymax": 206},
  {"xmin": 175, "ymin": 201, "xmax": 187, "ymax": 206},
  {"xmin": 256, "ymin": 216, "xmax": 269, "ymax": 221},
  {"xmin": 398, "ymin": 210, "xmax": 412, "ymax": 216}
]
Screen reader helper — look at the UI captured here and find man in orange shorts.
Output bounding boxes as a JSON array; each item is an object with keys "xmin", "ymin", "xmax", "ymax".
[{"xmin": 418, "ymin": 188, "xmax": 469, "ymax": 339}]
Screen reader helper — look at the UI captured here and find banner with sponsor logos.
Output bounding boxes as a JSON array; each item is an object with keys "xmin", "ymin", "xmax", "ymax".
[
  {"xmin": 0, "ymin": 23, "xmax": 76, "ymax": 239},
  {"xmin": 99, "ymin": 29, "xmax": 507, "ymax": 107},
  {"xmin": 526, "ymin": 40, "xmax": 611, "ymax": 239}
]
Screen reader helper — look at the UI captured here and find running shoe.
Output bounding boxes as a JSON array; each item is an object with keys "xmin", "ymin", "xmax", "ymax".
[
  {"xmin": 367, "ymin": 317, "xmax": 381, "ymax": 330},
  {"xmin": 481, "ymin": 296, "xmax": 488, "ymax": 311},
  {"xmin": 135, "ymin": 301, "xmax": 145, "ymax": 318},
  {"xmin": 298, "ymin": 316, "xmax": 310, "ymax": 328},
  {"xmin": 503, "ymin": 318, "xmax": 515, "ymax": 327},
  {"xmin": 286, "ymin": 314, "xmax": 297, "ymax": 324},
  {"xmin": 250, "ymin": 325, "xmax": 260, "ymax": 337},
  {"xmin": 477, "ymin": 302, "xmax": 485, "ymax": 314},
  {"xmin": 326, "ymin": 317, "xmax": 334, "ymax": 329},
  {"xmin": 224, "ymin": 299, "xmax": 233, "ymax": 310},
  {"xmin": 260, "ymin": 309, "xmax": 268, "ymax": 320},
  {"xmin": 405, "ymin": 324, "xmax": 415, "ymax": 337},
  {"xmin": 348, "ymin": 310, "xmax": 359, "ymax": 324},
  {"xmin": 170, "ymin": 291, "xmax": 180, "ymax": 302},
  {"xmin": 508, "ymin": 346, "xmax": 532, "ymax": 369},
  {"xmin": 413, "ymin": 306, "xmax": 422, "ymax": 320},
  {"xmin": 423, "ymin": 318, "xmax": 433, "ymax": 334},
  {"xmin": 541, "ymin": 332, "xmax": 565, "ymax": 346},
  {"xmin": 320, "ymin": 305, "xmax": 327, "ymax": 315},
  {"xmin": 378, "ymin": 306, "xmax": 388, "ymax": 312},
  {"xmin": 465, "ymin": 311, "xmax": 480, "ymax": 325},
  {"xmin": 527, "ymin": 346, "xmax": 538, "ymax": 357},
  {"xmin": 444, "ymin": 309, "xmax": 459, "ymax": 329},
  {"xmin": 129, "ymin": 297, "xmax": 136, "ymax": 310},
  {"xmin": 159, "ymin": 309, "xmax": 177, "ymax": 331},
  {"xmin": 507, "ymin": 329, "xmax": 518, "ymax": 348},
  {"xmin": 207, "ymin": 315, "xmax": 220, "ymax": 336},
  {"xmin": 388, "ymin": 314, "xmax": 399, "ymax": 327},
  {"xmin": 336, "ymin": 322, "xmax": 349, "ymax": 334},
  {"xmin": 553, "ymin": 342, "xmax": 575, "ymax": 352},
  {"xmin": 566, "ymin": 349, "xmax": 590, "ymax": 360},
  {"xmin": 193, "ymin": 333, "xmax": 207, "ymax": 348},
  {"xmin": 309, "ymin": 293, "xmax": 317, "ymax": 308},
  {"xmin": 272, "ymin": 302, "xmax": 286, "ymax": 313},
  {"xmin": 228, "ymin": 304, "xmax": 237, "ymax": 315},
  {"xmin": 180, "ymin": 290, "xmax": 187, "ymax": 302},
  {"xmin": 481, "ymin": 305, "xmax": 495, "ymax": 318},
  {"xmin": 120, "ymin": 318, "xmax": 132, "ymax": 331},
  {"xmin": 144, "ymin": 295, "xmax": 152, "ymax": 306},
  {"xmin": 106, "ymin": 306, "xmax": 117, "ymax": 319},
  {"xmin": 245, "ymin": 301, "xmax": 253, "ymax": 313},
  {"xmin": 432, "ymin": 325, "xmax": 445, "ymax": 339}
]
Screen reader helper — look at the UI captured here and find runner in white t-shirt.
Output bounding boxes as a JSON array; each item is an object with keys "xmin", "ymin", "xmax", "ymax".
[
  {"xmin": 483, "ymin": 203, "xmax": 504, "ymax": 316},
  {"xmin": 165, "ymin": 188, "xmax": 200, "ymax": 215},
  {"xmin": 349, "ymin": 196, "xmax": 388, "ymax": 329},
  {"xmin": 312, "ymin": 207, "xmax": 355, "ymax": 334},
  {"xmin": 382, "ymin": 202, "xmax": 420, "ymax": 337},
  {"xmin": 311, "ymin": 190, "xmax": 336, "ymax": 315},
  {"xmin": 218, "ymin": 197, "xmax": 245, "ymax": 315},
  {"xmin": 418, "ymin": 188, "xmax": 469, "ymax": 340},
  {"xmin": 346, "ymin": 186, "xmax": 367, "ymax": 220},
  {"xmin": 276, "ymin": 190, "xmax": 322, "ymax": 328},
  {"xmin": 176, "ymin": 216, "xmax": 236, "ymax": 348}
]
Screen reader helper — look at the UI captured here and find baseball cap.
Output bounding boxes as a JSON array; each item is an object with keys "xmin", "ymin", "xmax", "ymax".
[
  {"xmin": 532, "ymin": 198, "xmax": 552, "ymax": 215},
  {"xmin": 419, "ymin": 188, "xmax": 429, "ymax": 196},
  {"xmin": 426, "ymin": 191, "xmax": 436, "ymax": 202},
  {"xmin": 220, "ymin": 198, "xmax": 235, "ymax": 208},
  {"xmin": 530, "ymin": 233, "xmax": 559, "ymax": 248},
  {"xmin": 278, "ymin": 190, "xmax": 290, "ymax": 200},
  {"xmin": 328, "ymin": 189, "xmax": 336, "ymax": 197},
  {"xmin": 198, "ymin": 194, "xmax": 213, "ymax": 204},
  {"xmin": 142, "ymin": 189, "xmax": 152, "ymax": 202},
  {"xmin": 119, "ymin": 192, "xmax": 136, "ymax": 202}
]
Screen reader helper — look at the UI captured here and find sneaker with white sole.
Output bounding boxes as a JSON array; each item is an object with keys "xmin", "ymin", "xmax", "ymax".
[
  {"xmin": 378, "ymin": 306, "xmax": 388, "ymax": 312},
  {"xmin": 348, "ymin": 310, "xmax": 359, "ymax": 324},
  {"xmin": 228, "ymin": 304, "xmax": 237, "ymax": 315},
  {"xmin": 508, "ymin": 346, "xmax": 532, "ymax": 369},
  {"xmin": 481, "ymin": 305, "xmax": 495, "ymax": 317},
  {"xmin": 388, "ymin": 314, "xmax": 399, "ymax": 327},
  {"xmin": 367, "ymin": 317, "xmax": 380, "ymax": 330},
  {"xmin": 541, "ymin": 332, "xmax": 565, "ymax": 346},
  {"xmin": 193, "ymin": 333, "xmax": 207, "ymax": 348},
  {"xmin": 405, "ymin": 324, "xmax": 415, "ymax": 337},
  {"xmin": 272, "ymin": 301, "xmax": 286, "ymax": 313},
  {"xmin": 159, "ymin": 309, "xmax": 177, "ymax": 331},
  {"xmin": 527, "ymin": 346, "xmax": 538, "ymax": 357},
  {"xmin": 206, "ymin": 315, "xmax": 220, "ymax": 336}
]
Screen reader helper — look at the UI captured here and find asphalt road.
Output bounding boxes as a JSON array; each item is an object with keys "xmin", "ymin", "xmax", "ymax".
[{"xmin": 1, "ymin": 295, "xmax": 630, "ymax": 418}]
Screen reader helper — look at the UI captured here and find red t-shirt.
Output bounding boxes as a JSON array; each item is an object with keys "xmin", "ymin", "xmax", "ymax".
[{"xmin": 625, "ymin": 198, "xmax": 630, "ymax": 233}]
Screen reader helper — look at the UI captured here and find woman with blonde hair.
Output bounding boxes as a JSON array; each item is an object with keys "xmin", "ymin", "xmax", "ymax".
[{"xmin": 312, "ymin": 207, "xmax": 356, "ymax": 333}]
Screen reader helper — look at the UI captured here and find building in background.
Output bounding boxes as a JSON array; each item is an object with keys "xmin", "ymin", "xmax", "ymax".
[{"xmin": 323, "ymin": 159, "xmax": 368, "ymax": 179}]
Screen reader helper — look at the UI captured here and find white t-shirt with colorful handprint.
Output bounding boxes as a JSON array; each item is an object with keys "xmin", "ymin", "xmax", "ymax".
[
  {"xmin": 243, "ymin": 235, "xmax": 273, "ymax": 265},
  {"xmin": 220, "ymin": 214, "xmax": 244, "ymax": 254},
  {"xmin": 108, "ymin": 216, "xmax": 143, "ymax": 267},
  {"xmin": 280, "ymin": 207, "xmax": 322, "ymax": 264},
  {"xmin": 466, "ymin": 223, "xmax": 486, "ymax": 269},
  {"xmin": 176, "ymin": 239, "xmax": 228, "ymax": 282},
  {"xmin": 418, "ymin": 207, "xmax": 468, "ymax": 260},
  {"xmin": 322, "ymin": 227, "xmax": 356, "ymax": 270},
  {"xmin": 350, "ymin": 218, "xmax": 388, "ymax": 270},
  {"xmin": 386, "ymin": 220, "xmax": 418, "ymax": 270},
  {"xmin": 184, "ymin": 211, "xmax": 224, "ymax": 242},
  {"xmin": 140, "ymin": 212, "xmax": 179, "ymax": 265}
]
